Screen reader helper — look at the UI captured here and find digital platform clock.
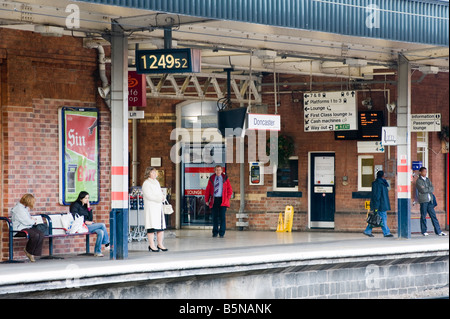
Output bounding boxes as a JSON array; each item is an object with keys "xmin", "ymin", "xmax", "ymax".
[{"xmin": 136, "ymin": 48, "xmax": 201, "ymax": 74}]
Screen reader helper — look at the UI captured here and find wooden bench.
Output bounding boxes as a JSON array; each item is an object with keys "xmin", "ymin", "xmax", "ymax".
[{"xmin": 1, "ymin": 213, "xmax": 96, "ymax": 263}]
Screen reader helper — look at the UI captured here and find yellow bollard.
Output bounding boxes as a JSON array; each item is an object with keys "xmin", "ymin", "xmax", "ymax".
[
  {"xmin": 276, "ymin": 213, "xmax": 285, "ymax": 232},
  {"xmin": 284, "ymin": 205, "xmax": 295, "ymax": 232}
]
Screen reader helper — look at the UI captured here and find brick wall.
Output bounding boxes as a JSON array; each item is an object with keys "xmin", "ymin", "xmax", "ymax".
[
  {"xmin": 131, "ymin": 71, "xmax": 448, "ymax": 233},
  {"xmin": 1, "ymin": 28, "xmax": 448, "ymax": 261},
  {"xmin": 225, "ymin": 72, "xmax": 448, "ymax": 232},
  {"xmin": 1, "ymin": 28, "xmax": 111, "ymax": 260},
  {"xmin": 130, "ymin": 98, "xmax": 179, "ymax": 227}
]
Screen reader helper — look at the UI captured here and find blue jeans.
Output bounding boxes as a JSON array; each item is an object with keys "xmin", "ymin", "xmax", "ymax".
[
  {"xmin": 87, "ymin": 223, "xmax": 109, "ymax": 254},
  {"xmin": 420, "ymin": 201, "xmax": 442, "ymax": 235},
  {"xmin": 364, "ymin": 211, "xmax": 391, "ymax": 236}
]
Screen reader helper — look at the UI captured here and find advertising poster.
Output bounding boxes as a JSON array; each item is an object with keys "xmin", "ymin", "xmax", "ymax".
[{"xmin": 59, "ymin": 107, "xmax": 99, "ymax": 205}]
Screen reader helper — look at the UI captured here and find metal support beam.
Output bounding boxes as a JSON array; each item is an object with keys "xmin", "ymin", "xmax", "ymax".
[
  {"xmin": 146, "ymin": 73, "xmax": 261, "ymax": 103},
  {"xmin": 397, "ymin": 54, "xmax": 412, "ymax": 239},
  {"xmin": 109, "ymin": 23, "xmax": 129, "ymax": 259}
]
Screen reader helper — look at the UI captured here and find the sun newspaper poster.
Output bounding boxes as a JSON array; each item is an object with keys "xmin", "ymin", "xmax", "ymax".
[{"xmin": 59, "ymin": 107, "xmax": 99, "ymax": 205}]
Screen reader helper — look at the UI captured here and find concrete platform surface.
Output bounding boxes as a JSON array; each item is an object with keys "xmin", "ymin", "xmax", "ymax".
[{"xmin": 0, "ymin": 230, "xmax": 448, "ymax": 297}]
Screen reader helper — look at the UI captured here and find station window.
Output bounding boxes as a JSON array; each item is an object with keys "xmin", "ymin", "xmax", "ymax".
[
  {"xmin": 417, "ymin": 132, "xmax": 429, "ymax": 169},
  {"xmin": 273, "ymin": 156, "xmax": 299, "ymax": 191},
  {"xmin": 358, "ymin": 155, "xmax": 374, "ymax": 192}
]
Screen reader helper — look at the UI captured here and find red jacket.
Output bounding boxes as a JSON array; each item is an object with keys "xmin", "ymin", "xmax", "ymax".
[{"xmin": 205, "ymin": 173, "xmax": 233, "ymax": 208}]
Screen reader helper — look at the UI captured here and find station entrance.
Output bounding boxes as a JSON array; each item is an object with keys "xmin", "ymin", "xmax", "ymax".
[
  {"xmin": 181, "ymin": 144, "xmax": 225, "ymax": 227},
  {"xmin": 178, "ymin": 101, "xmax": 226, "ymax": 228}
]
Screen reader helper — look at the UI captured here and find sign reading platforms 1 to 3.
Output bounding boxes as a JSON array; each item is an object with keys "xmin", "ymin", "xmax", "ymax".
[{"xmin": 304, "ymin": 91, "xmax": 357, "ymax": 132}]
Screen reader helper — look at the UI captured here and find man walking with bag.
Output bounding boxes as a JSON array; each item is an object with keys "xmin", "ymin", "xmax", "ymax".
[
  {"xmin": 364, "ymin": 171, "xmax": 394, "ymax": 238},
  {"xmin": 416, "ymin": 167, "xmax": 447, "ymax": 236},
  {"xmin": 205, "ymin": 165, "xmax": 233, "ymax": 238}
]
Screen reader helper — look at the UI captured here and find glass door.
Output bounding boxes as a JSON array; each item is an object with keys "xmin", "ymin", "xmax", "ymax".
[{"xmin": 181, "ymin": 144, "xmax": 225, "ymax": 227}]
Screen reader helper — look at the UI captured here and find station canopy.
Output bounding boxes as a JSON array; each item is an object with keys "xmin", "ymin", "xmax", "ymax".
[{"xmin": 0, "ymin": 0, "xmax": 448, "ymax": 79}]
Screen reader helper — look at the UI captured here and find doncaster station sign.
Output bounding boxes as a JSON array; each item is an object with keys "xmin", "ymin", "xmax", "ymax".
[
  {"xmin": 303, "ymin": 91, "xmax": 357, "ymax": 132},
  {"xmin": 247, "ymin": 114, "xmax": 281, "ymax": 131}
]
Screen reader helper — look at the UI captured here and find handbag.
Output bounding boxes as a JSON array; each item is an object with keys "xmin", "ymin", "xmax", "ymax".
[
  {"xmin": 163, "ymin": 199, "xmax": 174, "ymax": 215},
  {"xmin": 31, "ymin": 215, "xmax": 49, "ymax": 235},
  {"xmin": 366, "ymin": 211, "xmax": 382, "ymax": 227},
  {"xmin": 33, "ymin": 223, "xmax": 49, "ymax": 236}
]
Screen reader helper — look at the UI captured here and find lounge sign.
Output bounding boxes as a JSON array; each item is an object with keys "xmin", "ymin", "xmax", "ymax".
[{"xmin": 247, "ymin": 114, "xmax": 281, "ymax": 131}]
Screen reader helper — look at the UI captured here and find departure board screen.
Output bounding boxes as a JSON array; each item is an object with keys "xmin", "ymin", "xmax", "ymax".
[
  {"xmin": 335, "ymin": 111, "xmax": 384, "ymax": 140},
  {"xmin": 359, "ymin": 111, "xmax": 384, "ymax": 140}
]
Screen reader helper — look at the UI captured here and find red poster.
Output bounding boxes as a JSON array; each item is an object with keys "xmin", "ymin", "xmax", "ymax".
[
  {"xmin": 66, "ymin": 114, "xmax": 97, "ymax": 162},
  {"xmin": 128, "ymin": 71, "xmax": 147, "ymax": 107}
]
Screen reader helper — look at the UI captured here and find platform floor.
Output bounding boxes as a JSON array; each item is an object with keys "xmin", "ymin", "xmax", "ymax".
[
  {"xmin": 1, "ymin": 229, "xmax": 448, "ymax": 274},
  {"xmin": 0, "ymin": 230, "xmax": 448, "ymax": 298}
]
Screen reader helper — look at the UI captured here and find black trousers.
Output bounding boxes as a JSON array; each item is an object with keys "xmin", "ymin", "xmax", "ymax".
[
  {"xmin": 211, "ymin": 197, "xmax": 226, "ymax": 237},
  {"xmin": 24, "ymin": 227, "xmax": 45, "ymax": 256}
]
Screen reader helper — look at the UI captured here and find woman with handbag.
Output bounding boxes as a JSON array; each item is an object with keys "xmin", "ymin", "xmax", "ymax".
[
  {"xmin": 11, "ymin": 194, "xmax": 45, "ymax": 262},
  {"xmin": 364, "ymin": 171, "xmax": 394, "ymax": 238},
  {"xmin": 142, "ymin": 167, "xmax": 168, "ymax": 252},
  {"xmin": 70, "ymin": 191, "xmax": 110, "ymax": 257}
]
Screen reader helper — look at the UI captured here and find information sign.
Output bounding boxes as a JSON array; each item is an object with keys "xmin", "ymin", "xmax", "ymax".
[
  {"xmin": 411, "ymin": 114, "xmax": 441, "ymax": 132},
  {"xmin": 304, "ymin": 91, "xmax": 357, "ymax": 132}
]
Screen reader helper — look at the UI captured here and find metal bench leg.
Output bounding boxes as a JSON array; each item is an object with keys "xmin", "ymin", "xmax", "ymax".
[
  {"xmin": 78, "ymin": 234, "xmax": 94, "ymax": 256},
  {"xmin": 40, "ymin": 237, "xmax": 64, "ymax": 260},
  {"xmin": 1, "ymin": 231, "xmax": 24, "ymax": 264}
]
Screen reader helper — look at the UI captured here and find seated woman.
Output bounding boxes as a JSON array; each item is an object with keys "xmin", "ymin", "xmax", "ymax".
[
  {"xmin": 70, "ymin": 191, "xmax": 110, "ymax": 257},
  {"xmin": 11, "ymin": 194, "xmax": 44, "ymax": 262}
]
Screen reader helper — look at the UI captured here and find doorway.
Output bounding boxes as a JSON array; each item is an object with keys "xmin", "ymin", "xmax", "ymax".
[
  {"xmin": 175, "ymin": 101, "xmax": 225, "ymax": 228},
  {"xmin": 308, "ymin": 152, "xmax": 336, "ymax": 228},
  {"xmin": 181, "ymin": 144, "xmax": 225, "ymax": 227}
]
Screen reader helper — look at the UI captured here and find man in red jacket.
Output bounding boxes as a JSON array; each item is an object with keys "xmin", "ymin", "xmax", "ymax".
[{"xmin": 205, "ymin": 165, "xmax": 233, "ymax": 238}]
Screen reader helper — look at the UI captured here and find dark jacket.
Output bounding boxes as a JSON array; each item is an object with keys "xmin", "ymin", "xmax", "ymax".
[
  {"xmin": 69, "ymin": 201, "xmax": 93, "ymax": 222},
  {"xmin": 416, "ymin": 176, "xmax": 434, "ymax": 204},
  {"xmin": 370, "ymin": 177, "xmax": 391, "ymax": 212}
]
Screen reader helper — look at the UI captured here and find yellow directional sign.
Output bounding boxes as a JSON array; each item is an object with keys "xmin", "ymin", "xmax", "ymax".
[{"xmin": 365, "ymin": 201, "xmax": 371, "ymax": 210}]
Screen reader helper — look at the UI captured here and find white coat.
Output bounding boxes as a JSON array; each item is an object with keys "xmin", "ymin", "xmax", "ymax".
[{"xmin": 142, "ymin": 178, "xmax": 166, "ymax": 230}]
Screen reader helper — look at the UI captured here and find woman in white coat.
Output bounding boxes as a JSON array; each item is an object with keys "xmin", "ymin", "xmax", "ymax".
[{"xmin": 142, "ymin": 167, "xmax": 168, "ymax": 252}]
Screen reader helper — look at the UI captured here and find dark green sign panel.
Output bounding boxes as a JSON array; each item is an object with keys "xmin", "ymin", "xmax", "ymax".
[{"xmin": 136, "ymin": 48, "xmax": 201, "ymax": 74}]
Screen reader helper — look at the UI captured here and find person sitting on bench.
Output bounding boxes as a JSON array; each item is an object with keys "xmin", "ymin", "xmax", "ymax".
[
  {"xmin": 70, "ymin": 191, "xmax": 110, "ymax": 257},
  {"xmin": 11, "ymin": 194, "xmax": 44, "ymax": 262}
]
